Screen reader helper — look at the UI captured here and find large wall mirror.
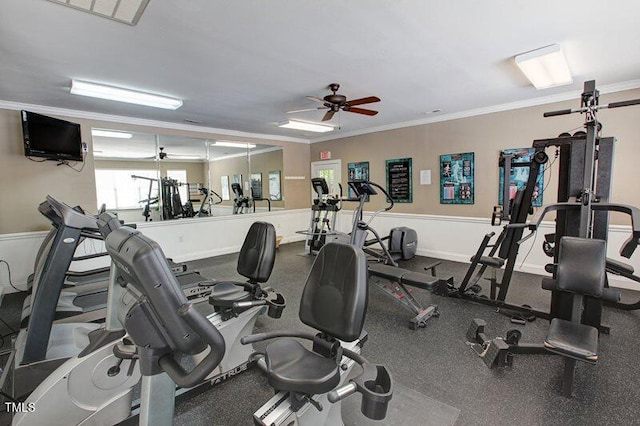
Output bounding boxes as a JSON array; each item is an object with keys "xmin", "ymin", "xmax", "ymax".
[{"xmin": 92, "ymin": 128, "xmax": 284, "ymax": 223}]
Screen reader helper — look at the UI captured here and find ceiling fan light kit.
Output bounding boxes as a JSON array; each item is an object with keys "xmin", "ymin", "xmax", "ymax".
[
  {"xmin": 70, "ymin": 79, "xmax": 184, "ymax": 110},
  {"xmin": 515, "ymin": 44, "xmax": 573, "ymax": 90},
  {"xmin": 288, "ymin": 83, "xmax": 381, "ymax": 122},
  {"xmin": 277, "ymin": 120, "xmax": 335, "ymax": 133}
]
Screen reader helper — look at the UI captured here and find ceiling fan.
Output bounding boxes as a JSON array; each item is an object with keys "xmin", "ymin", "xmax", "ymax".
[{"xmin": 287, "ymin": 83, "xmax": 380, "ymax": 121}]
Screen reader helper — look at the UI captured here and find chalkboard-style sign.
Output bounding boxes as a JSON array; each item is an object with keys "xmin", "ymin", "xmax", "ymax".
[
  {"xmin": 440, "ymin": 152, "xmax": 474, "ymax": 204},
  {"xmin": 386, "ymin": 158, "xmax": 412, "ymax": 203}
]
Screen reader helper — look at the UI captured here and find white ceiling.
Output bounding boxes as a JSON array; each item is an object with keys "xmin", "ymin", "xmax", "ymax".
[{"xmin": 2, "ymin": 1, "xmax": 640, "ymax": 141}]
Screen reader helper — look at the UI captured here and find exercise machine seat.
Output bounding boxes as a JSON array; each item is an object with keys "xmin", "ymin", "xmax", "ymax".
[
  {"xmin": 543, "ymin": 237, "xmax": 607, "ymax": 363},
  {"xmin": 544, "ymin": 318, "xmax": 598, "ymax": 363},
  {"xmin": 368, "ymin": 263, "xmax": 406, "ymax": 282},
  {"xmin": 299, "ymin": 243, "xmax": 368, "ymax": 342},
  {"xmin": 401, "ymin": 272, "xmax": 440, "ymax": 290},
  {"xmin": 264, "ymin": 339, "xmax": 340, "ymax": 394},
  {"xmin": 263, "ymin": 242, "xmax": 368, "ymax": 395},
  {"xmin": 208, "ymin": 282, "xmax": 252, "ymax": 308},
  {"xmin": 209, "ymin": 221, "xmax": 276, "ymax": 308}
]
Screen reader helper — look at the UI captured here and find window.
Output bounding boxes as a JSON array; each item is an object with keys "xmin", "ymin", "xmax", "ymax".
[
  {"xmin": 166, "ymin": 170, "xmax": 188, "ymax": 202},
  {"xmin": 95, "ymin": 169, "xmax": 158, "ymax": 209}
]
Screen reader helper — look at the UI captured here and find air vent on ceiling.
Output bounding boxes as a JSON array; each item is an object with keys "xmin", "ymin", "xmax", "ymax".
[{"xmin": 47, "ymin": 0, "xmax": 150, "ymax": 26}]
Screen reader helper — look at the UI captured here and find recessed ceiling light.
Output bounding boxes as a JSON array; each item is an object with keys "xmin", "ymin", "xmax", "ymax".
[
  {"xmin": 213, "ymin": 141, "xmax": 257, "ymax": 149},
  {"xmin": 70, "ymin": 79, "xmax": 183, "ymax": 110},
  {"xmin": 515, "ymin": 44, "xmax": 573, "ymax": 90},
  {"xmin": 91, "ymin": 129, "xmax": 133, "ymax": 139},
  {"xmin": 47, "ymin": 0, "xmax": 150, "ymax": 26},
  {"xmin": 277, "ymin": 120, "xmax": 335, "ymax": 133}
]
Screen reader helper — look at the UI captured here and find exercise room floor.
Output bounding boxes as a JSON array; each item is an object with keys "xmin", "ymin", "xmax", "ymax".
[{"xmin": 3, "ymin": 241, "xmax": 640, "ymax": 425}]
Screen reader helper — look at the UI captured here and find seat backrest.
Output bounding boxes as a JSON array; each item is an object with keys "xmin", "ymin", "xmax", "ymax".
[
  {"xmin": 299, "ymin": 242, "xmax": 368, "ymax": 342},
  {"xmin": 556, "ymin": 236, "xmax": 606, "ymax": 297},
  {"xmin": 237, "ymin": 221, "xmax": 276, "ymax": 283}
]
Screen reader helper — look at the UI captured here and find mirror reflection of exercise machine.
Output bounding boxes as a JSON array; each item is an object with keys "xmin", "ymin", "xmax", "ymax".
[
  {"xmin": 131, "ymin": 175, "xmax": 159, "ymax": 222},
  {"xmin": 231, "ymin": 183, "xmax": 272, "ymax": 214},
  {"xmin": 195, "ymin": 187, "xmax": 223, "ymax": 217}
]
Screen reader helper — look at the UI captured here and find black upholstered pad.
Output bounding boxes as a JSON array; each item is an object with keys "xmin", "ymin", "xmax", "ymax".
[
  {"xmin": 368, "ymin": 263, "xmax": 407, "ymax": 281},
  {"xmin": 300, "ymin": 243, "xmax": 368, "ymax": 342},
  {"xmin": 556, "ymin": 237, "xmax": 606, "ymax": 297},
  {"xmin": 401, "ymin": 272, "xmax": 439, "ymax": 290},
  {"xmin": 544, "ymin": 318, "xmax": 598, "ymax": 363},
  {"xmin": 264, "ymin": 339, "xmax": 340, "ymax": 395},
  {"xmin": 208, "ymin": 281, "xmax": 251, "ymax": 308},
  {"xmin": 470, "ymin": 255, "xmax": 505, "ymax": 268},
  {"xmin": 237, "ymin": 221, "xmax": 276, "ymax": 283},
  {"xmin": 606, "ymin": 258, "xmax": 634, "ymax": 275}
]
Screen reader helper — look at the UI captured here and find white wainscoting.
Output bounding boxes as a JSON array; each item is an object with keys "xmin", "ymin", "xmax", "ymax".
[
  {"xmin": 0, "ymin": 209, "xmax": 309, "ymax": 294},
  {"xmin": 336, "ymin": 210, "xmax": 640, "ymax": 291},
  {"xmin": 2, "ymin": 209, "xmax": 638, "ymax": 295}
]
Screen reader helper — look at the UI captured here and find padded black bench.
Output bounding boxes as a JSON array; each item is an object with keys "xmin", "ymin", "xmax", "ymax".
[
  {"xmin": 541, "ymin": 237, "xmax": 620, "ymax": 397},
  {"xmin": 367, "ymin": 263, "xmax": 451, "ymax": 329}
]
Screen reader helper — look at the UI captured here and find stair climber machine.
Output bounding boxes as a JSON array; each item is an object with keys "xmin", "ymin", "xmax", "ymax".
[
  {"xmin": 299, "ymin": 177, "xmax": 343, "ymax": 256},
  {"xmin": 2, "ymin": 210, "xmax": 285, "ymax": 424}
]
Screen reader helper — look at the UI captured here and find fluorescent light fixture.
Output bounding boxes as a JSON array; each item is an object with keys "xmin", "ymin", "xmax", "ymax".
[
  {"xmin": 47, "ymin": 0, "xmax": 150, "ymax": 26},
  {"xmin": 213, "ymin": 141, "xmax": 257, "ymax": 149},
  {"xmin": 70, "ymin": 79, "xmax": 183, "ymax": 110},
  {"xmin": 515, "ymin": 44, "xmax": 573, "ymax": 90},
  {"xmin": 277, "ymin": 120, "xmax": 335, "ymax": 133},
  {"xmin": 91, "ymin": 129, "xmax": 133, "ymax": 139}
]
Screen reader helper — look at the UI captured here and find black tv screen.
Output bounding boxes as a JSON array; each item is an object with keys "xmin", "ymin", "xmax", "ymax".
[{"xmin": 22, "ymin": 111, "xmax": 83, "ymax": 162}]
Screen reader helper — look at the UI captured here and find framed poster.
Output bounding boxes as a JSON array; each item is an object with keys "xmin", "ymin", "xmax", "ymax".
[
  {"xmin": 498, "ymin": 148, "xmax": 544, "ymax": 207},
  {"xmin": 347, "ymin": 161, "xmax": 370, "ymax": 201},
  {"xmin": 232, "ymin": 174, "xmax": 242, "ymax": 185},
  {"xmin": 269, "ymin": 170, "xmax": 282, "ymax": 201},
  {"xmin": 250, "ymin": 173, "xmax": 263, "ymax": 199},
  {"xmin": 440, "ymin": 152, "xmax": 474, "ymax": 204},
  {"xmin": 386, "ymin": 158, "xmax": 412, "ymax": 203},
  {"xmin": 220, "ymin": 175, "xmax": 230, "ymax": 201}
]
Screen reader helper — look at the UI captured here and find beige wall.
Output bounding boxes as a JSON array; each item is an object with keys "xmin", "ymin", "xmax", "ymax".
[
  {"xmin": 0, "ymin": 108, "xmax": 310, "ymax": 233},
  {"xmin": 311, "ymin": 88, "xmax": 640, "ymax": 225}
]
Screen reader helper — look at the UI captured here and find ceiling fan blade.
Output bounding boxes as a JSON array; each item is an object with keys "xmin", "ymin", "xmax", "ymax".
[
  {"xmin": 322, "ymin": 110, "xmax": 336, "ymax": 121},
  {"xmin": 346, "ymin": 96, "xmax": 381, "ymax": 106},
  {"xmin": 306, "ymin": 96, "xmax": 326, "ymax": 104},
  {"xmin": 347, "ymin": 107, "xmax": 378, "ymax": 116},
  {"xmin": 286, "ymin": 107, "xmax": 327, "ymax": 114}
]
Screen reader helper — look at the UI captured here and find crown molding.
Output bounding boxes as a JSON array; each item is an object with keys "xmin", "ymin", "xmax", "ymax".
[
  {"xmin": 0, "ymin": 100, "xmax": 311, "ymax": 144},
  {"xmin": 310, "ymin": 79, "xmax": 640, "ymax": 143}
]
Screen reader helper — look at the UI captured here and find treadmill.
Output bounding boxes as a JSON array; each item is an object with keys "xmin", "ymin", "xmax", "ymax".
[{"xmin": 20, "ymin": 196, "xmax": 214, "ymax": 327}]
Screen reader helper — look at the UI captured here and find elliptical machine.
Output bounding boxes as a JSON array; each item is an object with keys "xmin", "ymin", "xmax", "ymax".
[
  {"xmin": 232, "ymin": 183, "xmax": 251, "ymax": 214},
  {"xmin": 300, "ymin": 177, "xmax": 342, "ymax": 255}
]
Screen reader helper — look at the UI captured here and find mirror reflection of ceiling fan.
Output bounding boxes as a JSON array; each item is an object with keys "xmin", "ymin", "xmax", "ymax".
[{"xmin": 287, "ymin": 83, "xmax": 380, "ymax": 121}]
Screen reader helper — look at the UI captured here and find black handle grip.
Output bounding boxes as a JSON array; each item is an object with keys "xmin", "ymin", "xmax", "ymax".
[
  {"xmin": 158, "ymin": 303, "xmax": 225, "ymax": 388},
  {"xmin": 543, "ymin": 109, "xmax": 572, "ymax": 117},
  {"xmin": 241, "ymin": 333, "xmax": 268, "ymax": 345},
  {"xmin": 233, "ymin": 299, "xmax": 267, "ymax": 309},
  {"xmin": 607, "ymin": 98, "xmax": 640, "ymax": 109}
]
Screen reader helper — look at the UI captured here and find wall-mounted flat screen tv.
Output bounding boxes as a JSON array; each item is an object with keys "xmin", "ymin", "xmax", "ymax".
[{"xmin": 22, "ymin": 110, "xmax": 83, "ymax": 162}]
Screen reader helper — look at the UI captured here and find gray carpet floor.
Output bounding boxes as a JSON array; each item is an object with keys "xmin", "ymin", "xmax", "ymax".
[
  {"xmin": 2, "ymin": 240, "xmax": 640, "ymax": 425},
  {"xmin": 177, "ymin": 241, "xmax": 640, "ymax": 425}
]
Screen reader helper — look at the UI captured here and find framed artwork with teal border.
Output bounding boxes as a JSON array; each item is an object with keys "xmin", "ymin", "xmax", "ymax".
[
  {"xmin": 498, "ymin": 147, "xmax": 544, "ymax": 207},
  {"xmin": 386, "ymin": 158, "xmax": 412, "ymax": 203},
  {"xmin": 440, "ymin": 152, "xmax": 474, "ymax": 204},
  {"xmin": 348, "ymin": 161, "xmax": 370, "ymax": 201}
]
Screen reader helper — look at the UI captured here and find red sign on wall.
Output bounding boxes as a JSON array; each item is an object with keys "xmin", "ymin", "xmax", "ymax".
[{"xmin": 320, "ymin": 150, "xmax": 331, "ymax": 160}]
